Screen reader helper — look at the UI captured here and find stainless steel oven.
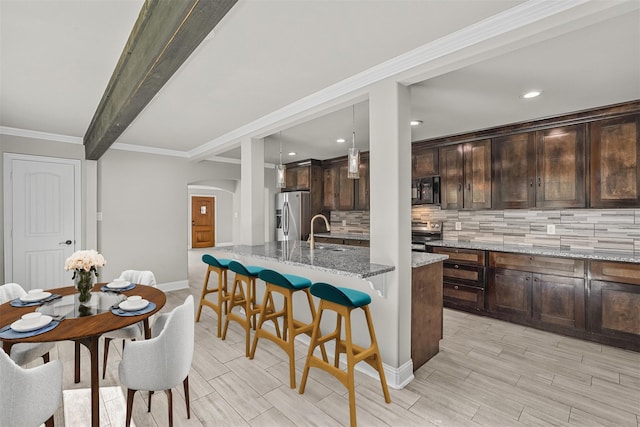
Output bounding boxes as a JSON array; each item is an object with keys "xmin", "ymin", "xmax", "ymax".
[{"xmin": 411, "ymin": 221, "xmax": 443, "ymax": 252}]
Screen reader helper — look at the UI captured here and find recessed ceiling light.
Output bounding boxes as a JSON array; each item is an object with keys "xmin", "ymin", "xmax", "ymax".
[
  {"xmin": 523, "ymin": 90, "xmax": 541, "ymax": 99},
  {"xmin": 336, "ymin": 138, "xmax": 346, "ymax": 143},
  {"xmin": 287, "ymin": 152, "xmax": 296, "ymax": 156},
  {"xmin": 410, "ymin": 120, "xmax": 423, "ymax": 126}
]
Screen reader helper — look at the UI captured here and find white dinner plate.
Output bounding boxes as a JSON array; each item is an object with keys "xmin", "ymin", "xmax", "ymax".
[
  {"xmin": 19, "ymin": 292, "xmax": 52, "ymax": 303},
  {"xmin": 119, "ymin": 299, "xmax": 149, "ymax": 312},
  {"xmin": 106, "ymin": 281, "xmax": 131, "ymax": 289},
  {"xmin": 11, "ymin": 315, "xmax": 53, "ymax": 332}
]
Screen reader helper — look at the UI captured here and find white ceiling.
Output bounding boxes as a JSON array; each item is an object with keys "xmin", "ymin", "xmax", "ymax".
[{"xmin": 1, "ymin": 1, "xmax": 639, "ymax": 165}]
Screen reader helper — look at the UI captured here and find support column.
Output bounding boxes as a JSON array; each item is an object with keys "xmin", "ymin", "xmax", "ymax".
[
  {"xmin": 369, "ymin": 80, "xmax": 412, "ymax": 373},
  {"xmin": 240, "ymin": 137, "xmax": 265, "ymax": 245}
]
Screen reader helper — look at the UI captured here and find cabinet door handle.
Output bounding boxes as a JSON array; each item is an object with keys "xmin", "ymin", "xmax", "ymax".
[
  {"xmin": 538, "ymin": 177, "xmax": 541, "ymax": 187},
  {"xmin": 454, "ymin": 285, "xmax": 459, "ymax": 290},
  {"xmin": 458, "ymin": 183, "xmax": 462, "ymax": 192},
  {"xmin": 530, "ymin": 178, "xmax": 534, "ymax": 187},
  {"xmin": 467, "ymin": 183, "xmax": 471, "ymax": 191},
  {"xmin": 454, "ymin": 265, "xmax": 459, "ymax": 269}
]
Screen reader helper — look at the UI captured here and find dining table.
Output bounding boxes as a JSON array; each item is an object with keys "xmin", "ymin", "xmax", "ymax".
[{"xmin": 0, "ymin": 283, "xmax": 166, "ymax": 427}]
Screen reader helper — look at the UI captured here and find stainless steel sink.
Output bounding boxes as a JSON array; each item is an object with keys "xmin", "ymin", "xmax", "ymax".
[{"xmin": 313, "ymin": 246, "xmax": 347, "ymax": 252}]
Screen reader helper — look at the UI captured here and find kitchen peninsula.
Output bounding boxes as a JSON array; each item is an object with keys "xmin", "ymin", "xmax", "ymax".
[{"xmin": 212, "ymin": 240, "xmax": 447, "ymax": 387}]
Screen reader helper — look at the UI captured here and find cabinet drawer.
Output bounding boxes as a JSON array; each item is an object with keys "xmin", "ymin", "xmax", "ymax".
[
  {"xmin": 443, "ymin": 262, "xmax": 485, "ymax": 288},
  {"xmin": 590, "ymin": 261, "xmax": 640, "ymax": 286},
  {"xmin": 490, "ymin": 252, "xmax": 584, "ymax": 278},
  {"xmin": 433, "ymin": 247, "xmax": 486, "ymax": 266},
  {"xmin": 443, "ymin": 282, "xmax": 484, "ymax": 311}
]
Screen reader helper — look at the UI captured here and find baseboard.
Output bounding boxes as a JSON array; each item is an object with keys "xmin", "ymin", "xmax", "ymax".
[{"xmin": 157, "ymin": 280, "xmax": 189, "ymax": 292}]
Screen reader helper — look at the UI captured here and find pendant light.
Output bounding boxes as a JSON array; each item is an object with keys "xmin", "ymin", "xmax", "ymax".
[
  {"xmin": 275, "ymin": 132, "xmax": 286, "ymax": 188},
  {"xmin": 347, "ymin": 104, "xmax": 360, "ymax": 179}
]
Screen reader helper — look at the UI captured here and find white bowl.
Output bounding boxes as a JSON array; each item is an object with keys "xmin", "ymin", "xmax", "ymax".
[
  {"xmin": 21, "ymin": 312, "xmax": 43, "ymax": 326},
  {"xmin": 19, "ymin": 291, "xmax": 52, "ymax": 303},
  {"xmin": 119, "ymin": 299, "xmax": 149, "ymax": 312},
  {"xmin": 127, "ymin": 295, "xmax": 142, "ymax": 302},
  {"xmin": 106, "ymin": 280, "xmax": 130, "ymax": 289},
  {"xmin": 28, "ymin": 288, "xmax": 44, "ymax": 294}
]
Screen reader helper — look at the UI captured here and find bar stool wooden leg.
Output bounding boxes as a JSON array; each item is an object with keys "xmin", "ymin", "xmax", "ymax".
[{"xmin": 196, "ymin": 265, "xmax": 229, "ymax": 338}]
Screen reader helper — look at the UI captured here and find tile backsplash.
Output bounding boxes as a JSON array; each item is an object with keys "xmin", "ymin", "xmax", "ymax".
[
  {"xmin": 330, "ymin": 211, "xmax": 370, "ymax": 234},
  {"xmin": 412, "ymin": 206, "xmax": 640, "ymax": 253}
]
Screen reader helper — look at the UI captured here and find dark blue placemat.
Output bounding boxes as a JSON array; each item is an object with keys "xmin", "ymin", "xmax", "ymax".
[
  {"xmin": 0, "ymin": 319, "xmax": 60, "ymax": 339},
  {"xmin": 101, "ymin": 283, "xmax": 136, "ymax": 293},
  {"xmin": 111, "ymin": 302, "xmax": 156, "ymax": 317},
  {"xmin": 10, "ymin": 293, "xmax": 62, "ymax": 307}
]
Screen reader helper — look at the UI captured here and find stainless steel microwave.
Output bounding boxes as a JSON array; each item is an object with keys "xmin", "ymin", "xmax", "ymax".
[{"xmin": 412, "ymin": 176, "xmax": 440, "ymax": 205}]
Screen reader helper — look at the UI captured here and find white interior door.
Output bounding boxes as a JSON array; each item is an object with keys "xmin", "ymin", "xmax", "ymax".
[{"xmin": 3, "ymin": 154, "xmax": 81, "ymax": 290}]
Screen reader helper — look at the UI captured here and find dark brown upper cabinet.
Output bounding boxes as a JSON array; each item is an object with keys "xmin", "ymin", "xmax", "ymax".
[
  {"xmin": 492, "ymin": 132, "xmax": 536, "ymax": 209},
  {"xmin": 463, "ymin": 139, "xmax": 492, "ymax": 210},
  {"xmin": 590, "ymin": 113, "xmax": 640, "ymax": 208},
  {"xmin": 440, "ymin": 140, "xmax": 491, "ymax": 210},
  {"xmin": 535, "ymin": 124, "xmax": 586, "ymax": 208},
  {"xmin": 412, "ymin": 146, "xmax": 438, "ymax": 179},
  {"xmin": 323, "ymin": 163, "xmax": 338, "ymax": 210},
  {"xmin": 439, "ymin": 144, "xmax": 464, "ymax": 209}
]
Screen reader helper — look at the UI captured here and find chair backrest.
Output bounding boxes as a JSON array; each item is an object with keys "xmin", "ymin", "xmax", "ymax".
[
  {"xmin": 0, "ymin": 283, "xmax": 27, "ymax": 304},
  {"xmin": 119, "ymin": 295, "xmax": 194, "ymax": 391},
  {"xmin": 118, "ymin": 270, "xmax": 157, "ymax": 286},
  {"xmin": 0, "ymin": 348, "xmax": 63, "ymax": 426}
]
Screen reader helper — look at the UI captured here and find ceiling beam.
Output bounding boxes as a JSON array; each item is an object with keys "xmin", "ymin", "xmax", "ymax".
[{"xmin": 83, "ymin": 0, "xmax": 237, "ymax": 160}]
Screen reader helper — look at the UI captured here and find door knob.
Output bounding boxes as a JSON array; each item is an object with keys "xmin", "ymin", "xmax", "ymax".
[{"xmin": 59, "ymin": 240, "xmax": 72, "ymax": 245}]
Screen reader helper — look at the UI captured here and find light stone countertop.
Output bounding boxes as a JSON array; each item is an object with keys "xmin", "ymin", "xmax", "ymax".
[
  {"xmin": 412, "ymin": 252, "xmax": 449, "ymax": 268},
  {"xmin": 214, "ymin": 241, "xmax": 393, "ymax": 278},
  {"xmin": 425, "ymin": 240, "xmax": 640, "ymax": 264}
]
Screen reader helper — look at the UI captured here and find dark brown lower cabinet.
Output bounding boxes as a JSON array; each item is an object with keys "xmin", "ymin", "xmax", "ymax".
[
  {"xmin": 588, "ymin": 261, "xmax": 640, "ymax": 350},
  {"xmin": 532, "ymin": 274, "xmax": 585, "ymax": 331},
  {"xmin": 488, "ymin": 269, "xmax": 585, "ymax": 333},
  {"xmin": 487, "ymin": 268, "xmax": 532, "ymax": 318}
]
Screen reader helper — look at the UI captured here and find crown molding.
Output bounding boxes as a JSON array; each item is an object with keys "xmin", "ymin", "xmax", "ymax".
[
  {"xmin": 0, "ymin": 126, "xmax": 83, "ymax": 144},
  {"xmin": 109, "ymin": 142, "xmax": 190, "ymax": 158}
]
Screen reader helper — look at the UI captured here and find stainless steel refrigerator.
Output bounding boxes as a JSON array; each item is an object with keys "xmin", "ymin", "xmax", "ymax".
[{"xmin": 275, "ymin": 191, "xmax": 311, "ymax": 241}]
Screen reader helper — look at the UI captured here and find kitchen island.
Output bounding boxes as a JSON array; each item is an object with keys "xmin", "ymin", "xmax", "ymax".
[{"xmin": 212, "ymin": 240, "xmax": 447, "ymax": 387}]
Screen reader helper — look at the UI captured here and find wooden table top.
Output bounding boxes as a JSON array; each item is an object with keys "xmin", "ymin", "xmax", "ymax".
[{"xmin": 0, "ymin": 283, "xmax": 166, "ymax": 344}]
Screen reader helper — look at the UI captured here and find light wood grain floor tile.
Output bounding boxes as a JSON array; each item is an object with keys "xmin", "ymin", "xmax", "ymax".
[
  {"xmin": 516, "ymin": 375, "xmax": 637, "ymax": 427},
  {"xmin": 209, "ymin": 371, "xmax": 272, "ymax": 422},
  {"xmin": 467, "ymin": 371, "xmax": 572, "ymax": 422},
  {"xmin": 248, "ymin": 407, "xmax": 298, "ymax": 427},
  {"xmin": 190, "ymin": 391, "xmax": 249, "ymax": 427},
  {"xmin": 262, "ymin": 386, "xmax": 342, "ymax": 426}
]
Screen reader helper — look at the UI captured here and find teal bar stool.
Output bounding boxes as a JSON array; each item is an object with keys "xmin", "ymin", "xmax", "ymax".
[
  {"xmin": 222, "ymin": 260, "xmax": 280, "ymax": 356},
  {"xmin": 196, "ymin": 254, "xmax": 232, "ymax": 337},
  {"xmin": 250, "ymin": 269, "xmax": 328, "ymax": 388},
  {"xmin": 299, "ymin": 282, "xmax": 391, "ymax": 427}
]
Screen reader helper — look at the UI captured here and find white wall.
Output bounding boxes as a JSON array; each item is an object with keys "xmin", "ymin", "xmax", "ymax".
[{"xmin": 97, "ymin": 149, "xmax": 243, "ymax": 283}]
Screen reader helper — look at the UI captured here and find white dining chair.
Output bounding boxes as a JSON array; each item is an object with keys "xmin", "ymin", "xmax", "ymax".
[
  {"xmin": 0, "ymin": 348, "xmax": 63, "ymax": 427},
  {"xmin": 102, "ymin": 270, "xmax": 157, "ymax": 379},
  {"xmin": 0, "ymin": 283, "xmax": 55, "ymax": 366},
  {"xmin": 118, "ymin": 295, "xmax": 194, "ymax": 427}
]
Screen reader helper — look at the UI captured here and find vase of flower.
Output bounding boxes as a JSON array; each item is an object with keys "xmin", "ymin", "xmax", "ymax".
[
  {"xmin": 74, "ymin": 269, "xmax": 95, "ymax": 304},
  {"xmin": 65, "ymin": 249, "xmax": 107, "ymax": 308}
]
